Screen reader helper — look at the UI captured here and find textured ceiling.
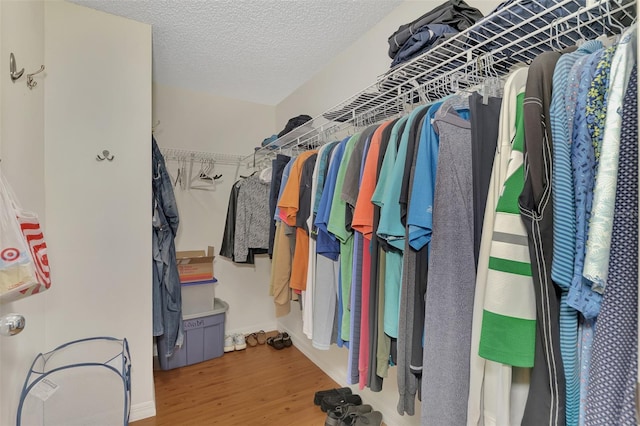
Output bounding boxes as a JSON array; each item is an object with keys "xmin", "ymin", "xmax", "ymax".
[{"xmin": 69, "ymin": 0, "xmax": 404, "ymax": 105}]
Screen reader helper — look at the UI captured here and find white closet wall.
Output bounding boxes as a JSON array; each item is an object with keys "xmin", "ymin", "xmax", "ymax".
[
  {"xmin": 44, "ymin": 1, "xmax": 154, "ymax": 421},
  {"xmin": 152, "ymin": 83, "xmax": 279, "ymax": 334}
]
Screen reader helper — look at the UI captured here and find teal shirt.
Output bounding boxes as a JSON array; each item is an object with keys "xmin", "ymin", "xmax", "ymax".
[{"xmin": 377, "ymin": 105, "xmax": 430, "ymax": 251}]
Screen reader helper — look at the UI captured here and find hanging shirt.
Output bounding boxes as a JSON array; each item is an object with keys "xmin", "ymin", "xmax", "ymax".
[
  {"xmin": 234, "ymin": 174, "xmax": 270, "ymax": 263},
  {"xmin": 421, "ymin": 93, "xmax": 475, "ymax": 426},
  {"xmin": 328, "ymin": 134, "xmax": 361, "ymax": 341},
  {"xmin": 550, "ymin": 40, "xmax": 603, "ymax": 289},
  {"xmin": 290, "ymin": 154, "xmax": 318, "ymax": 291},
  {"xmin": 352, "ymin": 121, "xmax": 394, "ymax": 239},
  {"xmin": 479, "ymin": 89, "xmax": 535, "ymax": 367},
  {"xmin": 584, "ymin": 25, "xmax": 637, "ymax": 291},
  {"xmin": 378, "ymin": 104, "xmax": 430, "ymax": 251},
  {"xmin": 371, "ymin": 117, "xmax": 408, "ymax": 339},
  {"xmin": 311, "ymin": 141, "xmax": 339, "ymax": 236},
  {"xmin": 278, "ymin": 151, "xmax": 318, "ymax": 226},
  {"xmin": 274, "ymin": 158, "xmax": 296, "ymax": 223},
  {"xmin": 568, "ymin": 50, "xmax": 606, "ymax": 319},
  {"xmin": 584, "ymin": 64, "xmax": 638, "ymax": 426},
  {"xmin": 407, "ymin": 103, "xmax": 445, "ymax": 251},
  {"xmin": 467, "ymin": 65, "xmax": 530, "ymax": 426},
  {"xmin": 315, "ymin": 138, "xmax": 348, "ymax": 260}
]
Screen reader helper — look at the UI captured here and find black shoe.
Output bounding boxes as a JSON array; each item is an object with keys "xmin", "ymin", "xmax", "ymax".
[
  {"xmin": 350, "ymin": 411, "xmax": 382, "ymax": 426},
  {"xmin": 321, "ymin": 394, "xmax": 362, "ymax": 413},
  {"xmin": 282, "ymin": 332, "xmax": 292, "ymax": 347},
  {"xmin": 325, "ymin": 404, "xmax": 372, "ymax": 426},
  {"xmin": 314, "ymin": 387, "xmax": 352, "ymax": 406}
]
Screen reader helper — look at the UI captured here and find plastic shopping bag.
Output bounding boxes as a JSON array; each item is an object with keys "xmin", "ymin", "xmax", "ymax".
[{"xmin": 0, "ymin": 171, "xmax": 50, "ymax": 301}]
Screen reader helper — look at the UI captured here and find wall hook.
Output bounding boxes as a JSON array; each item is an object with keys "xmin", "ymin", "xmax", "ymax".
[
  {"xmin": 26, "ymin": 65, "xmax": 45, "ymax": 90},
  {"xmin": 96, "ymin": 150, "xmax": 115, "ymax": 161},
  {"xmin": 9, "ymin": 53, "xmax": 24, "ymax": 82}
]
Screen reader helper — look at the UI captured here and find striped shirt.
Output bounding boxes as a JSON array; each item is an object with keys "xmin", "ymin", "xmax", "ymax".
[{"xmin": 479, "ymin": 91, "xmax": 536, "ymax": 368}]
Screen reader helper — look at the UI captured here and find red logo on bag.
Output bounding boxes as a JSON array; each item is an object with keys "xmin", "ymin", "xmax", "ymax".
[{"xmin": 1, "ymin": 247, "xmax": 20, "ymax": 262}]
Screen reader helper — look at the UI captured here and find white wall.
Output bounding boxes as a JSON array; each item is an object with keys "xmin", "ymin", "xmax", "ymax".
[
  {"xmin": 152, "ymin": 83, "xmax": 279, "ymax": 335},
  {"xmin": 275, "ymin": 1, "xmax": 504, "ymax": 424},
  {"xmin": 44, "ymin": 1, "xmax": 154, "ymax": 422},
  {"xmin": 0, "ymin": 2, "xmax": 47, "ymax": 425}
]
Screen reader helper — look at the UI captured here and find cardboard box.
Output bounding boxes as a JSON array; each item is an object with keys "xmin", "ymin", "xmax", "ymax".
[{"xmin": 176, "ymin": 246, "xmax": 215, "ymax": 283}]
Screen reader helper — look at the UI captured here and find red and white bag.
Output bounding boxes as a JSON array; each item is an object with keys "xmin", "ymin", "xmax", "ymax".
[{"xmin": 0, "ymin": 170, "xmax": 50, "ymax": 301}]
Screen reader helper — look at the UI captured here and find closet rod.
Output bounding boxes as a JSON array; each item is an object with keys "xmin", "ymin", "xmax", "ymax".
[
  {"xmin": 244, "ymin": 0, "xmax": 636, "ymax": 161},
  {"xmin": 160, "ymin": 148, "xmax": 245, "ymax": 166}
]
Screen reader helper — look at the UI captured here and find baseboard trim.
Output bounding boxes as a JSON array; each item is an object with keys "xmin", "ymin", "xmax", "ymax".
[
  {"xmin": 279, "ymin": 323, "xmax": 346, "ymax": 385},
  {"xmin": 130, "ymin": 401, "xmax": 156, "ymax": 422},
  {"xmin": 226, "ymin": 320, "xmax": 278, "ymax": 337}
]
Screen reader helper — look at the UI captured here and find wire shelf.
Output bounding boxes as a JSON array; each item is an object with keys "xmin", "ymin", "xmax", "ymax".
[
  {"xmin": 160, "ymin": 148, "xmax": 245, "ymax": 166},
  {"xmin": 244, "ymin": 0, "xmax": 636, "ymax": 162}
]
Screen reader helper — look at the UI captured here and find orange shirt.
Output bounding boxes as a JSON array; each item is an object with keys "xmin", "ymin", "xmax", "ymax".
[
  {"xmin": 290, "ymin": 227, "xmax": 310, "ymax": 291},
  {"xmin": 352, "ymin": 121, "xmax": 393, "ymax": 239},
  {"xmin": 278, "ymin": 151, "xmax": 318, "ymax": 227}
]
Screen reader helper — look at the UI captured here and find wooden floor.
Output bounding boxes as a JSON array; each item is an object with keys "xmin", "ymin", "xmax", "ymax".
[{"xmin": 132, "ymin": 338, "xmax": 341, "ymax": 425}]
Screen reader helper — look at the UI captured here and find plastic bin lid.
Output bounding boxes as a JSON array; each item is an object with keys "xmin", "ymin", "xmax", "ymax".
[{"xmin": 183, "ymin": 298, "xmax": 228, "ymax": 321}]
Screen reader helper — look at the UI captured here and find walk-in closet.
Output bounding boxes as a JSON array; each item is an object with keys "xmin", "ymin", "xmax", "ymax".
[{"xmin": 0, "ymin": 0, "xmax": 638, "ymax": 425}]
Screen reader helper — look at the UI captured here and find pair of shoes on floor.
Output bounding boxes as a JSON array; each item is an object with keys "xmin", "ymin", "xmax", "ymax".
[
  {"xmin": 266, "ymin": 332, "xmax": 292, "ymax": 350},
  {"xmin": 325, "ymin": 404, "xmax": 373, "ymax": 426},
  {"xmin": 223, "ymin": 334, "xmax": 246, "ymax": 352},
  {"xmin": 314, "ymin": 387, "xmax": 352, "ymax": 405},
  {"xmin": 245, "ymin": 330, "xmax": 267, "ymax": 347},
  {"xmin": 341, "ymin": 410, "xmax": 383, "ymax": 426},
  {"xmin": 320, "ymin": 394, "xmax": 363, "ymax": 413}
]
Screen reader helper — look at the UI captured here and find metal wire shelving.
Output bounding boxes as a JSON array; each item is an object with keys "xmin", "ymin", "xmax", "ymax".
[{"xmin": 243, "ymin": 0, "xmax": 636, "ymax": 163}]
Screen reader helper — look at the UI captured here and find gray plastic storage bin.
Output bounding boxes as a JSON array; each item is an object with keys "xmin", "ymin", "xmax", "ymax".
[{"xmin": 157, "ymin": 298, "xmax": 228, "ymax": 370}]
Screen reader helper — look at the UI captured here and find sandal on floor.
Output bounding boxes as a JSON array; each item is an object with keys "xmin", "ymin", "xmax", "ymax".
[
  {"xmin": 267, "ymin": 335, "xmax": 284, "ymax": 350},
  {"xmin": 256, "ymin": 330, "xmax": 267, "ymax": 345},
  {"xmin": 282, "ymin": 332, "xmax": 292, "ymax": 348},
  {"xmin": 246, "ymin": 333, "xmax": 258, "ymax": 347}
]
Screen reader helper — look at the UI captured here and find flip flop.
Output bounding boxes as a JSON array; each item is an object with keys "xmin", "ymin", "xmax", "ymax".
[
  {"xmin": 256, "ymin": 330, "xmax": 267, "ymax": 345},
  {"xmin": 246, "ymin": 333, "xmax": 258, "ymax": 347}
]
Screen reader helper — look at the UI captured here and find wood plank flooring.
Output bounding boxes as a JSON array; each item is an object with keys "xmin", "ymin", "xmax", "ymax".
[{"xmin": 132, "ymin": 338, "xmax": 340, "ymax": 425}]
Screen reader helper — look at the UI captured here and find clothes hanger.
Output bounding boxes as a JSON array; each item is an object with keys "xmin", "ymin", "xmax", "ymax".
[
  {"xmin": 190, "ymin": 158, "xmax": 220, "ymax": 191},
  {"xmin": 174, "ymin": 161, "xmax": 182, "ymax": 188}
]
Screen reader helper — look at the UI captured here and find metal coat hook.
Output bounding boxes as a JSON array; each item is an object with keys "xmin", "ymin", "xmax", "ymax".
[
  {"xmin": 96, "ymin": 150, "xmax": 115, "ymax": 161},
  {"xmin": 9, "ymin": 53, "xmax": 24, "ymax": 82},
  {"xmin": 26, "ymin": 65, "xmax": 45, "ymax": 90}
]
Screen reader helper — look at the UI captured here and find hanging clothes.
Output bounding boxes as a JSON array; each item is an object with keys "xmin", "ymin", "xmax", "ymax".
[
  {"xmin": 253, "ymin": 22, "xmax": 638, "ymax": 426},
  {"xmin": 421, "ymin": 94, "xmax": 474, "ymax": 426},
  {"xmin": 520, "ymin": 49, "xmax": 567, "ymax": 426},
  {"xmin": 584, "ymin": 64, "xmax": 638, "ymax": 426},
  {"xmin": 343, "ymin": 125, "xmax": 377, "ymax": 385},
  {"xmin": 467, "ymin": 67, "xmax": 529, "ymax": 426},
  {"xmin": 268, "ymin": 154, "xmax": 291, "ymax": 257},
  {"xmin": 220, "ymin": 177, "xmax": 268, "ymax": 264},
  {"xmin": 583, "ymin": 26, "xmax": 638, "ymax": 293},
  {"xmin": 152, "ymin": 137, "xmax": 183, "ymax": 358}
]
